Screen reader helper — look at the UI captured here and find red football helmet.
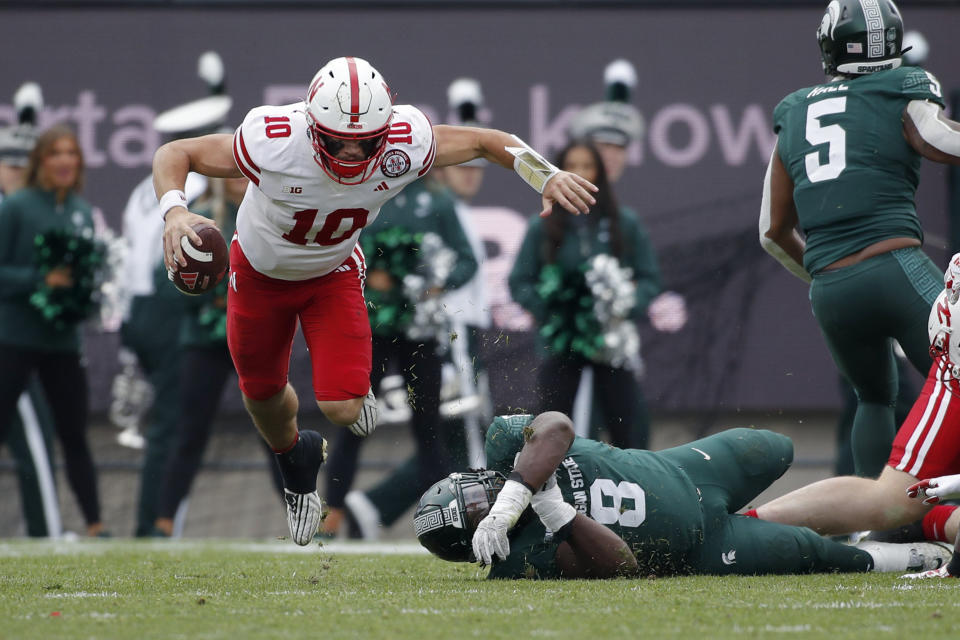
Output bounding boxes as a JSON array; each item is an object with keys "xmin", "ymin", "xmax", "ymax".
[{"xmin": 305, "ymin": 56, "xmax": 393, "ymax": 184}]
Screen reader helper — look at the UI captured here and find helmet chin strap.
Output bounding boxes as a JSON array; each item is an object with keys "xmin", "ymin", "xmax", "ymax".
[{"xmin": 313, "ymin": 149, "xmax": 381, "ymax": 185}]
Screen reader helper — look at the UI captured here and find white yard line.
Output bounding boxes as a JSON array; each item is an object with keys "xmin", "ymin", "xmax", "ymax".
[{"xmin": 0, "ymin": 539, "xmax": 428, "ymax": 557}]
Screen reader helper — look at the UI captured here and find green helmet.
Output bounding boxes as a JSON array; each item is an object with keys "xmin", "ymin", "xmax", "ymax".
[
  {"xmin": 414, "ymin": 470, "xmax": 505, "ymax": 562},
  {"xmin": 817, "ymin": 0, "xmax": 904, "ymax": 76}
]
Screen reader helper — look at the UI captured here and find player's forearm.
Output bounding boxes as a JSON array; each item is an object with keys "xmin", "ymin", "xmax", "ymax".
[
  {"xmin": 555, "ymin": 515, "xmax": 639, "ymax": 579},
  {"xmin": 762, "ymin": 227, "xmax": 807, "ymax": 269},
  {"xmin": 432, "ymin": 125, "xmax": 519, "ymax": 170},
  {"xmin": 153, "ymin": 142, "xmax": 193, "ymax": 200},
  {"xmin": 153, "ymin": 134, "xmax": 242, "ymax": 200},
  {"xmin": 759, "ymin": 147, "xmax": 811, "ymax": 282},
  {"xmin": 511, "ymin": 412, "xmax": 575, "ymax": 491}
]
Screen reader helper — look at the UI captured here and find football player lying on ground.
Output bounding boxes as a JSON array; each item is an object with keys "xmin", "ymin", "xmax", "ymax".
[
  {"xmin": 752, "ymin": 258, "xmax": 960, "ymax": 576},
  {"xmin": 414, "ymin": 412, "xmax": 950, "ymax": 579}
]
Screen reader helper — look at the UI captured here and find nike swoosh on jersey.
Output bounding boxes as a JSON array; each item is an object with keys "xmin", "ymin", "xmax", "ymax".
[{"xmin": 691, "ymin": 447, "xmax": 711, "ymax": 460}]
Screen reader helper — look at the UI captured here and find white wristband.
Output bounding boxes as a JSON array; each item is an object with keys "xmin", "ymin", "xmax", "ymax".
[
  {"xmin": 158, "ymin": 189, "xmax": 188, "ymax": 220},
  {"xmin": 488, "ymin": 479, "xmax": 533, "ymax": 529},
  {"xmin": 535, "ymin": 500, "xmax": 577, "ymax": 534},
  {"xmin": 504, "ymin": 135, "xmax": 560, "ymax": 194}
]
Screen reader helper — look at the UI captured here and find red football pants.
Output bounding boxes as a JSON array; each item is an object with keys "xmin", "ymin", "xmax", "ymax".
[{"xmin": 226, "ymin": 241, "xmax": 371, "ymax": 402}]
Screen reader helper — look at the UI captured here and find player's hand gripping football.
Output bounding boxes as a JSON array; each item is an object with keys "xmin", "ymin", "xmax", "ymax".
[
  {"xmin": 163, "ymin": 207, "xmax": 220, "ymax": 272},
  {"xmin": 906, "ymin": 473, "xmax": 960, "ymax": 505},
  {"xmin": 540, "ymin": 171, "xmax": 598, "ymax": 218}
]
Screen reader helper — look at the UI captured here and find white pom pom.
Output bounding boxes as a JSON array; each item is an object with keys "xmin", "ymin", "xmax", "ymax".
[
  {"xmin": 447, "ymin": 77, "xmax": 483, "ymax": 110},
  {"xmin": 13, "ymin": 82, "xmax": 43, "ymax": 115},
  {"xmin": 902, "ymin": 31, "xmax": 929, "ymax": 66},
  {"xmin": 604, "ymin": 59, "xmax": 637, "ymax": 90},
  {"xmin": 197, "ymin": 51, "xmax": 225, "ymax": 90}
]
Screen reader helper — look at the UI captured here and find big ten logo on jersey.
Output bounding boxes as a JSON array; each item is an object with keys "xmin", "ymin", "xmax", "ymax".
[{"xmin": 282, "ymin": 186, "xmax": 303, "ymax": 194}]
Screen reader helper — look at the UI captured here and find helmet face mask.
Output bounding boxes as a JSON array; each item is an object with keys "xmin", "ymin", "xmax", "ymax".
[
  {"xmin": 414, "ymin": 470, "xmax": 506, "ymax": 562},
  {"xmin": 304, "ymin": 56, "xmax": 393, "ymax": 185},
  {"xmin": 928, "ymin": 290, "xmax": 960, "ymax": 393},
  {"xmin": 817, "ymin": 0, "xmax": 904, "ymax": 77}
]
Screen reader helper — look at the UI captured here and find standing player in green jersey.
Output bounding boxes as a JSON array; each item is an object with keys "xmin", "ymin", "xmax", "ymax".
[
  {"xmin": 414, "ymin": 412, "xmax": 951, "ymax": 579},
  {"xmin": 760, "ymin": 0, "xmax": 960, "ymax": 477}
]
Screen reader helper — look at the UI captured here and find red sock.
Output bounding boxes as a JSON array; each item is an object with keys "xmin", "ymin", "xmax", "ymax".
[
  {"xmin": 272, "ymin": 431, "xmax": 299, "ymax": 454},
  {"xmin": 743, "ymin": 508, "xmax": 759, "ymax": 519},
  {"xmin": 922, "ymin": 505, "xmax": 958, "ymax": 542}
]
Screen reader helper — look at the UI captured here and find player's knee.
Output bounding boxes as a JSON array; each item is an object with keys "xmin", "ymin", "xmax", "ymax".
[
  {"xmin": 240, "ymin": 380, "xmax": 287, "ymax": 404},
  {"xmin": 730, "ymin": 428, "xmax": 794, "ymax": 476},
  {"xmin": 874, "ymin": 466, "xmax": 929, "ymax": 527},
  {"xmin": 317, "ymin": 397, "xmax": 361, "ymax": 426}
]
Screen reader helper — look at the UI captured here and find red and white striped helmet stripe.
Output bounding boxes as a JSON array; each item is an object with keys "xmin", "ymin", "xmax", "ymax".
[{"xmin": 346, "ymin": 56, "xmax": 360, "ymax": 123}]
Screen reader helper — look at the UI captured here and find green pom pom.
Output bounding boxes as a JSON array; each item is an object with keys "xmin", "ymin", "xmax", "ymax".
[{"xmin": 536, "ymin": 263, "xmax": 602, "ymax": 359}]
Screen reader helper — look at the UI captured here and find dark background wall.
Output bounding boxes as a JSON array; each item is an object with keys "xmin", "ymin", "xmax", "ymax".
[{"xmin": 1, "ymin": 3, "xmax": 957, "ymax": 413}]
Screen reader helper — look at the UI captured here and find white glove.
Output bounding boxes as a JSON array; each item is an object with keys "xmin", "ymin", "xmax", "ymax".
[
  {"xmin": 945, "ymin": 253, "xmax": 960, "ymax": 303},
  {"xmin": 906, "ymin": 474, "xmax": 960, "ymax": 505},
  {"xmin": 531, "ymin": 472, "xmax": 577, "ymax": 534},
  {"xmin": 472, "ymin": 515, "xmax": 511, "ymax": 566},
  {"xmin": 901, "ymin": 565, "xmax": 957, "ymax": 579},
  {"xmin": 471, "ymin": 479, "xmax": 531, "ymax": 565}
]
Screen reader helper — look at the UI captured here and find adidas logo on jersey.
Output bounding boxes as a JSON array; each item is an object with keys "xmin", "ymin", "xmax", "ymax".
[{"xmin": 373, "ymin": 181, "xmax": 390, "ymax": 192}]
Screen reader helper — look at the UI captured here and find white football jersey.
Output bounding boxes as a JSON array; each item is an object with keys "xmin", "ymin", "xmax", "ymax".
[{"xmin": 232, "ymin": 102, "xmax": 437, "ymax": 281}]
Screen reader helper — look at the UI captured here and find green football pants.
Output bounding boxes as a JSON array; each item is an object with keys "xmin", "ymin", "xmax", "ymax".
[
  {"xmin": 660, "ymin": 428, "xmax": 872, "ymax": 574},
  {"xmin": 810, "ymin": 247, "xmax": 941, "ymax": 477}
]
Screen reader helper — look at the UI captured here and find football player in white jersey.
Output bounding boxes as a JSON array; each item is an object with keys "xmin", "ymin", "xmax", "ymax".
[{"xmin": 152, "ymin": 56, "xmax": 597, "ymax": 545}]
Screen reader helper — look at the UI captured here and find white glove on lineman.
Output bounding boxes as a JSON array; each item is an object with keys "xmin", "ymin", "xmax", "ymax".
[
  {"xmin": 472, "ymin": 479, "xmax": 532, "ymax": 566},
  {"xmin": 531, "ymin": 472, "xmax": 577, "ymax": 535},
  {"xmin": 907, "ymin": 474, "xmax": 960, "ymax": 505},
  {"xmin": 944, "ymin": 253, "xmax": 960, "ymax": 304}
]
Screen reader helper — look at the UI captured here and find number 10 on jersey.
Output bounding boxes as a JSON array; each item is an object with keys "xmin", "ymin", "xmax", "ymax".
[{"xmin": 281, "ymin": 208, "xmax": 370, "ymax": 246}]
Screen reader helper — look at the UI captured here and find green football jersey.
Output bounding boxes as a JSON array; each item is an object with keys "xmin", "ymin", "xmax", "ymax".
[
  {"xmin": 773, "ymin": 66, "xmax": 945, "ymax": 275},
  {"xmin": 484, "ymin": 415, "xmax": 705, "ymax": 579}
]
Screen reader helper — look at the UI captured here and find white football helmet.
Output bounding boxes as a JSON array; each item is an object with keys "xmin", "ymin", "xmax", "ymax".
[
  {"xmin": 305, "ymin": 56, "xmax": 393, "ymax": 184},
  {"xmin": 928, "ymin": 289, "xmax": 960, "ymax": 384}
]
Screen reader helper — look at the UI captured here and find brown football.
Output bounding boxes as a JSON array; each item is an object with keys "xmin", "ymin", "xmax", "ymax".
[{"xmin": 168, "ymin": 223, "xmax": 229, "ymax": 295}]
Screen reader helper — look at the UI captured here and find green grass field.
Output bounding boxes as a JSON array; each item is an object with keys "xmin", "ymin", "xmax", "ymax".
[{"xmin": 1, "ymin": 540, "xmax": 959, "ymax": 640}]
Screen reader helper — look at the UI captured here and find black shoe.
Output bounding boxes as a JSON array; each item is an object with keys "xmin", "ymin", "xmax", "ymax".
[
  {"xmin": 864, "ymin": 519, "xmax": 925, "ymax": 543},
  {"xmin": 279, "ymin": 431, "xmax": 328, "ymax": 546}
]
